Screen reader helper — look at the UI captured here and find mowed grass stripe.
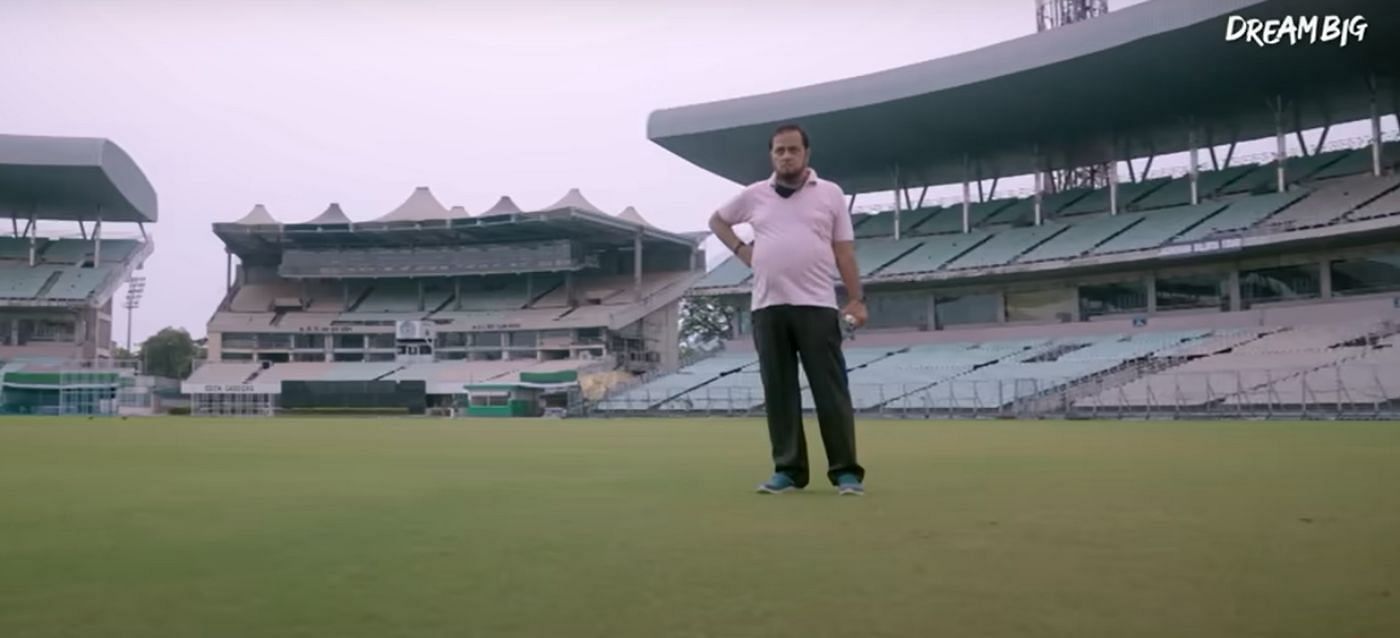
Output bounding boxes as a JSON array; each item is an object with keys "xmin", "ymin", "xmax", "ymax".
[{"xmin": 1, "ymin": 417, "xmax": 1397, "ymax": 638}]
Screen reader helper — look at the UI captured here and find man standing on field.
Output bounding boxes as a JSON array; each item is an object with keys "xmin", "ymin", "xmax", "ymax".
[{"xmin": 708, "ymin": 124, "xmax": 869, "ymax": 496}]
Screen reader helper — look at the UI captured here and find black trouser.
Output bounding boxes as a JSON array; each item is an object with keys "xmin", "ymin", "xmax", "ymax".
[{"xmin": 751, "ymin": 304, "xmax": 864, "ymax": 487}]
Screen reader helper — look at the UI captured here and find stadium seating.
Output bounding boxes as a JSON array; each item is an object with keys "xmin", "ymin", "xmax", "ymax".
[
  {"xmin": 1057, "ymin": 178, "xmax": 1171, "ymax": 217},
  {"xmin": 978, "ymin": 199, "xmax": 1035, "ymax": 227},
  {"xmin": 910, "ymin": 201, "xmax": 1011, "ymax": 235},
  {"xmin": 597, "ymin": 352, "xmax": 757, "ymax": 411},
  {"xmin": 854, "ymin": 211, "xmax": 894, "ymax": 238},
  {"xmin": 44, "ymin": 266, "xmax": 114, "ymax": 301},
  {"xmin": 1130, "ymin": 177, "xmax": 1193, "ymax": 211},
  {"xmin": 1171, "ymin": 191, "xmax": 1307, "ymax": 242},
  {"xmin": 1015, "ymin": 213, "xmax": 1139, "ymax": 263},
  {"xmin": 943, "ymin": 223, "xmax": 1064, "ymax": 270},
  {"xmin": 1076, "ymin": 321, "xmax": 1390, "ymax": 410},
  {"xmin": 231, "ymin": 281, "xmax": 304, "ymax": 312},
  {"xmin": 1305, "ymin": 148, "xmax": 1374, "ymax": 181},
  {"xmin": 1217, "ymin": 163, "xmax": 1278, "ymax": 195},
  {"xmin": 1348, "ymin": 185, "xmax": 1400, "ymax": 221},
  {"xmin": 1263, "ymin": 173, "xmax": 1400, "ymax": 229},
  {"xmin": 898, "ymin": 207, "xmax": 942, "ymax": 236},
  {"xmin": 457, "ymin": 281, "xmax": 529, "ymax": 310},
  {"xmin": 185, "ymin": 362, "xmax": 262, "ymax": 385},
  {"xmin": 0, "ymin": 265, "xmax": 59, "ymax": 299},
  {"xmin": 877, "ymin": 232, "xmax": 989, "ymax": 275},
  {"xmin": 0, "ymin": 237, "xmax": 38, "ymax": 260},
  {"xmin": 1091, "ymin": 202, "xmax": 1227, "ymax": 254},
  {"xmin": 353, "ymin": 281, "xmax": 421, "ymax": 313},
  {"xmin": 1198, "ymin": 164, "xmax": 1261, "ymax": 196},
  {"xmin": 1285, "ymin": 148, "xmax": 1352, "ymax": 183},
  {"xmin": 854, "ymin": 238, "xmax": 924, "ymax": 276}
]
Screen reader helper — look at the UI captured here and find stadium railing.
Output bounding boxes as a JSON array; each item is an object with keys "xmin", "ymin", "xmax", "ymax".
[{"xmin": 588, "ymin": 362, "xmax": 1400, "ymax": 420}]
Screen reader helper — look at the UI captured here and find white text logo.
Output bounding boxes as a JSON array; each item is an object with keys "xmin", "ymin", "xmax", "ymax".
[{"xmin": 1225, "ymin": 15, "xmax": 1367, "ymax": 47}]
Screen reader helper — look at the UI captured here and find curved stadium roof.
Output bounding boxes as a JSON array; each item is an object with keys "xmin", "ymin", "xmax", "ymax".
[
  {"xmin": 648, "ymin": 0, "xmax": 1400, "ymax": 193},
  {"xmin": 0, "ymin": 133, "xmax": 158, "ymax": 223}
]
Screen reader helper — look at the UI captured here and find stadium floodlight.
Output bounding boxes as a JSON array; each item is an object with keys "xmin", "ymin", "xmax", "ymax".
[
  {"xmin": 123, "ymin": 276, "xmax": 147, "ymax": 353},
  {"xmin": 1036, "ymin": 0, "xmax": 1112, "ymax": 193}
]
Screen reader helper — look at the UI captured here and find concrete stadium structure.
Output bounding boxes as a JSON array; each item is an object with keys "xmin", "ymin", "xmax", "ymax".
[
  {"xmin": 0, "ymin": 133, "xmax": 157, "ymax": 414},
  {"xmin": 0, "ymin": 133, "xmax": 156, "ymax": 362},
  {"xmin": 618, "ymin": 0, "xmax": 1400, "ymax": 418},
  {"xmin": 189, "ymin": 187, "xmax": 704, "ymax": 415}
]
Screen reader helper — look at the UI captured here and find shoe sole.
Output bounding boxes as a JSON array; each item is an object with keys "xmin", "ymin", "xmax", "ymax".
[
  {"xmin": 756, "ymin": 486, "xmax": 800, "ymax": 494},
  {"xmin": 837, "ymin": 487, "xmax": 864, "ymax": 497}
]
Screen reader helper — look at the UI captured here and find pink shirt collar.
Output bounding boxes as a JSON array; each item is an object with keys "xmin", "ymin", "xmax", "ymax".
[{"xmin": 767, "ymin": 168, "xmax": 820, "ymax": 188}]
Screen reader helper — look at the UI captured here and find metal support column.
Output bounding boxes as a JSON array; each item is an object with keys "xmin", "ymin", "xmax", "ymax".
[
  {"xmin": 93, "ymin": 207, "xmax": 103, "ymax": 265},
  {"xmin": 1108, "ymin": 158, "xmax": 1119, "ymax": 215},
  {"xmin": 892, "ymin": 167, "xmax": 903, "ymax": 241},
  {"xmin": 1227, "ymin": 270, "xmax": 1242, "ymax": 312},
  {"xmin": 1145, "ymin": 275, "xmax": 1157, "ymax": 313},
  {"xmin": 633, "ymin": 229, "xmax": 643, "ymax": 302},
  {"xmin": 1274, "ymin": 96, "xmax": 1287, "ymax": 192},
  {"xmin": 27, "ymin": 211, "xmax": 36, "ymax": 267},
  {"xmin": 1188, "ymin": 127, "xmax": 1200, "ymax": 205},
  {"xmin": 1033, "ymin": 171, "xmax": 1044, "ymax": 226},
  {"xmin": 1371, "ymin": 74, "xmax": 1383, "ymax": 177},
  {"xmin": 961, "ymin": 157, "xmax": 972, "ymax": 233},
  {"xmin": 1319, "ymin": 258, "xmax": 1333, "ymax": 299},
  {"xmin": 225, "ymin": 250, "xmax": 232, "ymax": 293}
]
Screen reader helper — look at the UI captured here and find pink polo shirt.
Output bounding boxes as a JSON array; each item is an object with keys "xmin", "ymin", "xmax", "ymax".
[{"xmin": 716, "ymin": 168, "xmax": 854, "ymax": 311}]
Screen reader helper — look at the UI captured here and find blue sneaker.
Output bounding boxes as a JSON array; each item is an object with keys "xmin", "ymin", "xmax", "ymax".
[
  {"xmin": 756, "ymin": 473, "xmax": 800, "ymax": 494},
  {"xmin": 836, "ymin": 474, "xmax": 865, "ymax": 496}
]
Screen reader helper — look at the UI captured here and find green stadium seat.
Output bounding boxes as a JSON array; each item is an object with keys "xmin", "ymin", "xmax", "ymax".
[
  {"xmin": 1016, "ymin": 214, "xmax": 1140, "ymax": 263},
  {"xmin": 42, "ymin": 266, "xmax": 113, "ymax": 301},
  {"xmin": 1091, "ymin": 202, "xmax": 1228, "ymax": 254},
  {"xmin": 0, "ymin": 265, "xmax": 60, "ymax": 299},
  {"xmin": 944, "ymin": 223, "xmax": 1065, "ymax": 270},
  {"xmin": 1304, "ymin": 148, "xmax": 1373, "ymax": 182},
  {"xmin": 914, "ymin": 200, "xmax": 1013, "ymax": 235},
  {"xmin": 855, "ymin": 238, "xmax": 924, "ymax": 277},
  {"xmin": 879, "ymin": 232, "xmax": 990, "ymax": 275},
  {"xmin": 1173, "ymin": 191, "xmax": 1308, "ymax": 241}
]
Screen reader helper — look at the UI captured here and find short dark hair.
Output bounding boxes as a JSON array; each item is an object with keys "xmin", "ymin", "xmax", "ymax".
[{"xmin": 770, "ymin": 124, "xmax": 809, "ymax": 150}]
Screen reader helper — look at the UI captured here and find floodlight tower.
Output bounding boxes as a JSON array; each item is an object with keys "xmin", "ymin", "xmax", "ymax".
[
  {"xmin": 123, "ymin": 275, "xmax": 146, "ymax": 353},
  {"xmin": 1035, "ymin": 0, "xmax": 1112, "ymax": 193}
]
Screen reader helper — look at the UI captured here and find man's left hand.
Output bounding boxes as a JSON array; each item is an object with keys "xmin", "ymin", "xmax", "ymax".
[{"xmin": 841, "ymin": 299, "xmax": 868, "ymax": 329}]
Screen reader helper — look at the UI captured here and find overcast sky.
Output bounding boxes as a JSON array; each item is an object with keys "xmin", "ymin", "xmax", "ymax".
[{"xmin": 5, "ymin": 0, "xmax": 1164, "ymax": 345}]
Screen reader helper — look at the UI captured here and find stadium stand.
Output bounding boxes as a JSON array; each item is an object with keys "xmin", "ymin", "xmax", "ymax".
[
  {"xmin": 1015, "ymin": 213, "xmax": 1139, "ymax": 263},
  {"xmin": 943, "ymin": 223, "xmax": 1064, "ymax": 270},
  {"xmin": 0, "ymin": 134, "xmax": 154, "ymax": 366},
  {"xmin": 200, "ymin": 186, "xmax": 702, "ymax": 414},
  {"xmin": 1171, "ymin": 191, "xmax": 1308, "ymax": 242},
  {"xmin": 877, "ymin": 232, "xmax": 989, "ymax": 275},
  {"xmin": 910, "ymin": 202, "xmax": 1010, "ymax": 235},
  {"xmin": 1263, "ymin": 173, "xmax": 1400, "ymax": 229},
  {"xmin": 1090, "ymin": 202, "xmax": 1228, "ymax": 254}
]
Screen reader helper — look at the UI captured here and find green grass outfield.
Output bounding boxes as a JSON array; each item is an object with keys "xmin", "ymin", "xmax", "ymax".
[{"xmin": 2, "ymin": 417, "xmax": 1398, "ymax": 637}]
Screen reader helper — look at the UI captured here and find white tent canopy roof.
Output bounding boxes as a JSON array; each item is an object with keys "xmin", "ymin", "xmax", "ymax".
[
  {"xmin": 540, "ymin": 188, "xmax": 605, "ymax": 215},
  {"xmin": 617, "ymin": 206, "xmax": 652, "ymax": 227},
  {"xmin": 480, "ymin": 196, "xmax": 523, "ymax": 216},
  {"xmin": 232, "ymin": 204, "xmax": 278, "ymax": 225},
  {"xmin": 302, "ymin": 203, "xmax": 350, "ymax": 224},
  {"xmin": 376, "ymin": 186, "xmax": 453, "ymax": 222}
]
